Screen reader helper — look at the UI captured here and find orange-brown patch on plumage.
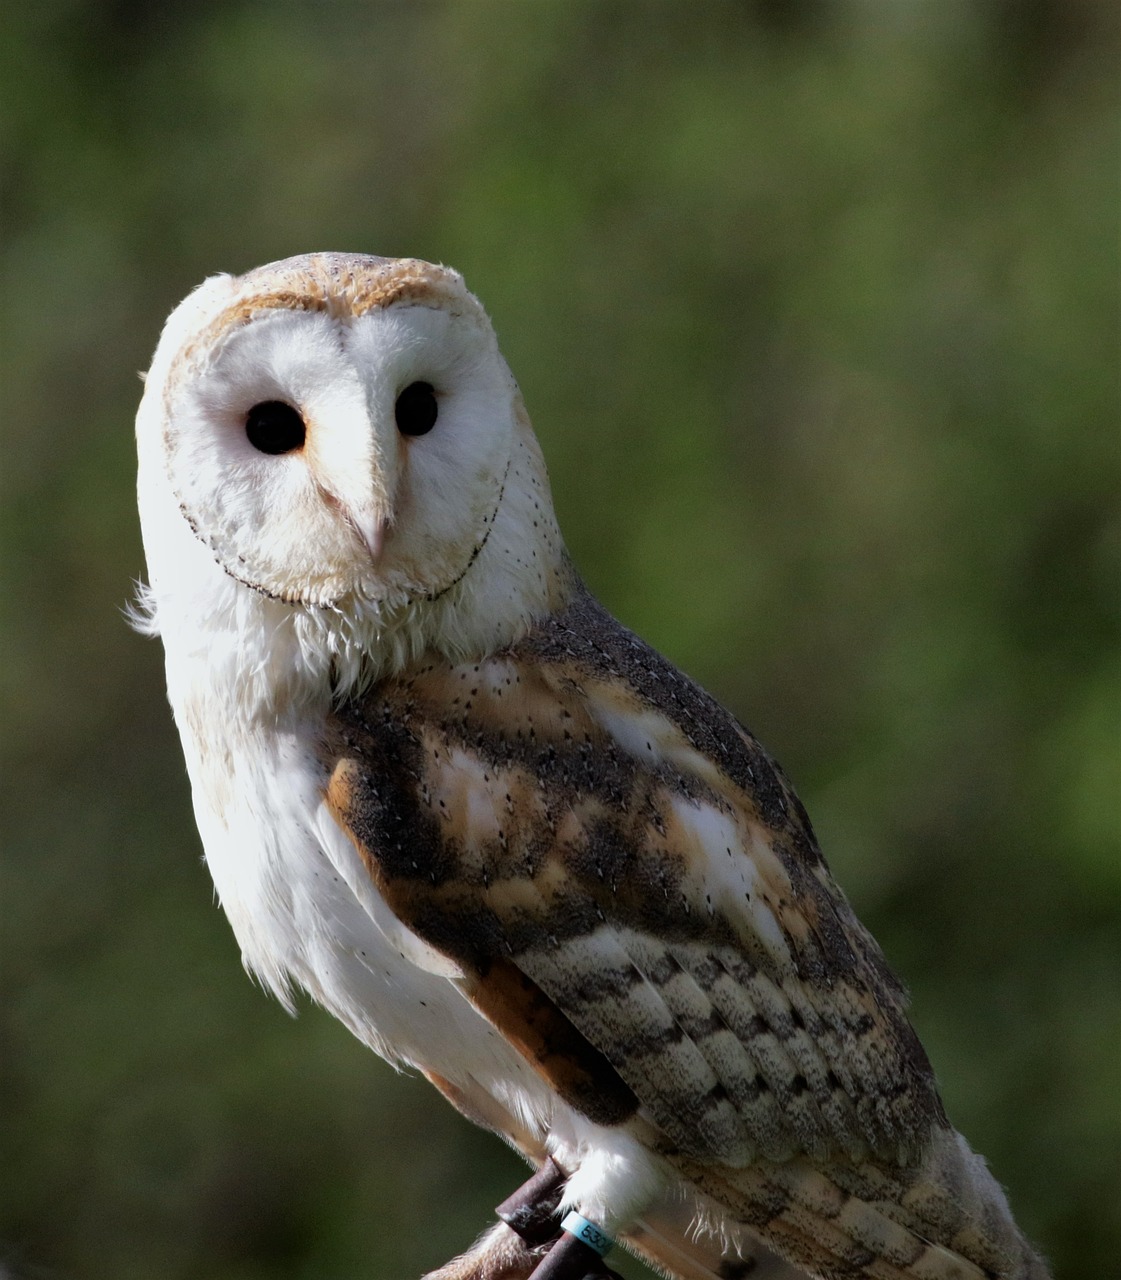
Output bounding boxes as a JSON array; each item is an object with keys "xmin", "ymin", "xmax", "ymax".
[{"xmin": 462, "ymin": 958, "xmax": 639, "ymax": 1128}]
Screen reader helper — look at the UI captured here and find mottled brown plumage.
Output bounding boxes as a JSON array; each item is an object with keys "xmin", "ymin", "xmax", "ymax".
[{"xmin": 320, "ymin": 584, "xmax": 1039, "ymax": 1279}]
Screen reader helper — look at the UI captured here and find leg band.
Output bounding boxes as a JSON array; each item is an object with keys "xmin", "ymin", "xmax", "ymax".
[{"xmin": 559, "ymin": 1213, "xmax": 613, "ymax": 1258}]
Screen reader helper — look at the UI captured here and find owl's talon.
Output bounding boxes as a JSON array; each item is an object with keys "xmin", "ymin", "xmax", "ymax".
[
  {"xmin": 496, "ymin": 1157, "xmax": 567, "ymax": 1245},
  {"xmin": 495, "ymin": 1163, "xmax": 618, "ymax": 1280}
]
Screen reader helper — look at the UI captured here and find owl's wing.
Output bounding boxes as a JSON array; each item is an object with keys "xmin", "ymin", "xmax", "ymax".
[{"xmin": 319, "ymin": 587, "xmax": 945, "ymax": 1172}]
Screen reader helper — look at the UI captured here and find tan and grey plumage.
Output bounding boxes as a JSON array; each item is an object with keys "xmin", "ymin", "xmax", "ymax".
[{"xmin": 135, "ymin": 252, "xmax": 1050, "ymax": 1280}]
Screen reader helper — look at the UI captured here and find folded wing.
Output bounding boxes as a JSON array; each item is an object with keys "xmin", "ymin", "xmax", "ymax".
[{"xmin": 319, "ymin": 589, "xmax": 944, "ymax": 1170}]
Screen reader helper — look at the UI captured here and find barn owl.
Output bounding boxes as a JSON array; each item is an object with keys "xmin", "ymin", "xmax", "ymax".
[{"xmin": 135, "ymin": 253, "xmax": 1049, "ymax": 1280}]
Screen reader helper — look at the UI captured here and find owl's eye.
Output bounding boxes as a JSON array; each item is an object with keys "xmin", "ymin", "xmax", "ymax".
[
  {"xmin": 245, "ymin": 401, "xmax": 306, "ymax": 455},
  {"xmin": 395, "ymin": 381, "xmax": 438, "ymax": 437}
]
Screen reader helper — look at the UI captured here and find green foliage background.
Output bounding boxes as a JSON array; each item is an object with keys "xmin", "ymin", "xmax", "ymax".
[{"xmin": 2, "ymin": 3, "xmax": 1118, "ymax": 1278}]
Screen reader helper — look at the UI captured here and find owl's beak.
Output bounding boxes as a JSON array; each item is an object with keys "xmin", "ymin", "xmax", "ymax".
[
  {"xmin": 309, "ymin": 435, "xmax": 390, "ymax": 565},
  {"xmin": 347, "ymin": 508, "xmax": 387, "ymax": 563}
]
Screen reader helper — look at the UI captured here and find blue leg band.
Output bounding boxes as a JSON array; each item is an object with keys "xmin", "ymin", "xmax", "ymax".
[{"xmin": 560, "ymin": 1211, "xmax": 614, "ymax": 1257}]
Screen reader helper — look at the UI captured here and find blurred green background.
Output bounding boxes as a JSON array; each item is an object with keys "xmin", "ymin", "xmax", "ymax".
[{"xmin": 2, "ymin": 3, "xmax": 1118, "ymax": 1278}]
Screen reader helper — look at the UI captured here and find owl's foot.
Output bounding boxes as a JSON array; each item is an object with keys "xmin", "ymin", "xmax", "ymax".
[
  {"xmin": 422, "ymin": 1220, "xmax": 548, "ymax": 1280},
  {"xmin": 522, "ymin": 1230, "xmax": 620, "ymax": 1280},
  {"xmin": 495, "ymin": 1157, "xmax": 567, "ymax": 1245},
  {"xmin": 424, "ymin": 1159, "xmax": 620, "ymax": 1280},
  {"xmin": 496, "ymin": 1160, "xmax": 620, "ymax": 1280}
]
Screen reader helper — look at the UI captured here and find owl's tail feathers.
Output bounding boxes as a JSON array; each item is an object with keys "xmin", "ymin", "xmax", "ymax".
[
  {"xmin": 669, "ymin": 1127, "xmax": 1050, "ymax": 1280},
  {"xmin": 622, "ymin": 1196, "xmax": 809, "ymax": 1280}
]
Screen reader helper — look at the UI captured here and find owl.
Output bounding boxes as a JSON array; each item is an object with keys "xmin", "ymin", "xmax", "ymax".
[{"xmin": 135, "ymin": 253, "xmax": 1049, "ymax": 1280}]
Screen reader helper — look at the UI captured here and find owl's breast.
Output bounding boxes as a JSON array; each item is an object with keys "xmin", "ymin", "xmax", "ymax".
[{"xmin": 174, "ymin": 694, "xmax": 555, "ymax": 1119}]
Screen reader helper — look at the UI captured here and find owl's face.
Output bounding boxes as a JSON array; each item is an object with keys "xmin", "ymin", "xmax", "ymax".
[{"xmin": 145, "ymin": 254, "xmax": 524, "ymax": 611}]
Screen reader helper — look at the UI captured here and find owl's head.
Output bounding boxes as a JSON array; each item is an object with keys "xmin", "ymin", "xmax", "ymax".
[{"xmin": 136, "ymin": 254, "xmax": 570, "ymax": 692}]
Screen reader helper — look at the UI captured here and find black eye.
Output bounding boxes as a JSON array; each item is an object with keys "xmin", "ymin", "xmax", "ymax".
[
  {"xmin": 245, "ymin": 401, "xmax": 306, "ymax": 455},
  {"xmin": 395, "ymin": 381, "xmax": 438, "ymax": 437}
]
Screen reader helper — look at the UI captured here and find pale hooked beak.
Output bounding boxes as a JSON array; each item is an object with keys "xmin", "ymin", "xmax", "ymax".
[{"xmin": 346, "ymin": 508, "xmax": 388, "ymax": 563}]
